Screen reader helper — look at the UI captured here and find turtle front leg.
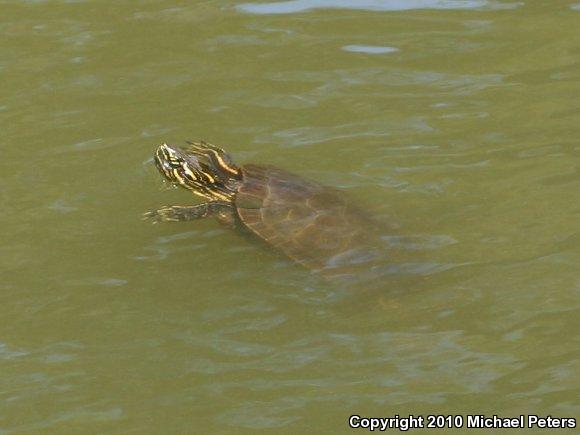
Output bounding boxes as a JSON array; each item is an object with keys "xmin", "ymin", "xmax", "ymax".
[{"xmin": 143, "ymin": 201, "xmax": 233, "ymax": 223}]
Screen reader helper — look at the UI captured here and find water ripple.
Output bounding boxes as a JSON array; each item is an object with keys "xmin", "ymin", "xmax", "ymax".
[
  {"xmin": 237, "ymin": 0, "xmax": 521, "ymax": 14},
  {"xmin": 342, "ymin": 45, "xmax": 399, "ymax": 54}
]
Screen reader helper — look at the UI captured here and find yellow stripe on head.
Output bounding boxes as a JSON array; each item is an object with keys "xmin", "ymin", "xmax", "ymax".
[{"xmin": 206, "ymin": 149, "xmax": 239, "ymax": 175}]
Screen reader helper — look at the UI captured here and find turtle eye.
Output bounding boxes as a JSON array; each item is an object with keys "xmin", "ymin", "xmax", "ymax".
[{"xmin": 165, "ymin": 158, "xmax": 182, "ymax": 169}]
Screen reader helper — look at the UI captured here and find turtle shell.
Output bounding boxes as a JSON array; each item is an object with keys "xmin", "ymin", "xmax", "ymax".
[{"xmin": 234, "ymin": 164, "xmax": 382, "ymax": 275}]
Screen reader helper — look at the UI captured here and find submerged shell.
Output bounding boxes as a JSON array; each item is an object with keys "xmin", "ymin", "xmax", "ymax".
[{"xmin": 235, "ymin": 164, "xmax": 383, "ymax": 276}]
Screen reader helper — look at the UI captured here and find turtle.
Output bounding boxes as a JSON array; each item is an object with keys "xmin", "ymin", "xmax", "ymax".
[{"xmin": 144, "ymin": 141, "xmax": 387, "ymax": 279}]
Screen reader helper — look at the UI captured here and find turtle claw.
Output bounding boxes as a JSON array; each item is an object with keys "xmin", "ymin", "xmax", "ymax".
[
  {"xmin": 142, "ymin": 205, "xmax": 210, "ymax": 222},
  {"xmin": 142, "ymin": 210, "xmax": 166, "ymax": 224}
]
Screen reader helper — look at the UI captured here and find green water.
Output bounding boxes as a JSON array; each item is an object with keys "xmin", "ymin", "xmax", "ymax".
[{"xmin": 1, "ymin": 0, "xmax": 579, "ymax": 433}]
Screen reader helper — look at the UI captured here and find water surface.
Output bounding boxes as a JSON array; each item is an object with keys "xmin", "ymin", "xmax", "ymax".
[{"xmin": 1, "ymin": 0, "xmax": 579, "ymax": 433}]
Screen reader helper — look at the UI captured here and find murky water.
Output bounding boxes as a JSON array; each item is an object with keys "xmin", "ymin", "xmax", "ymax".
[{"xmin": 1, "ymin": 0, "xmax": 579, "ymax": 433}]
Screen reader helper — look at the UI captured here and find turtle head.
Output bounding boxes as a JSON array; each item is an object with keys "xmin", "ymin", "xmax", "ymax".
[{"xmin": 153, "ymin": 142, "xmax": 241, "ymax": 201}]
